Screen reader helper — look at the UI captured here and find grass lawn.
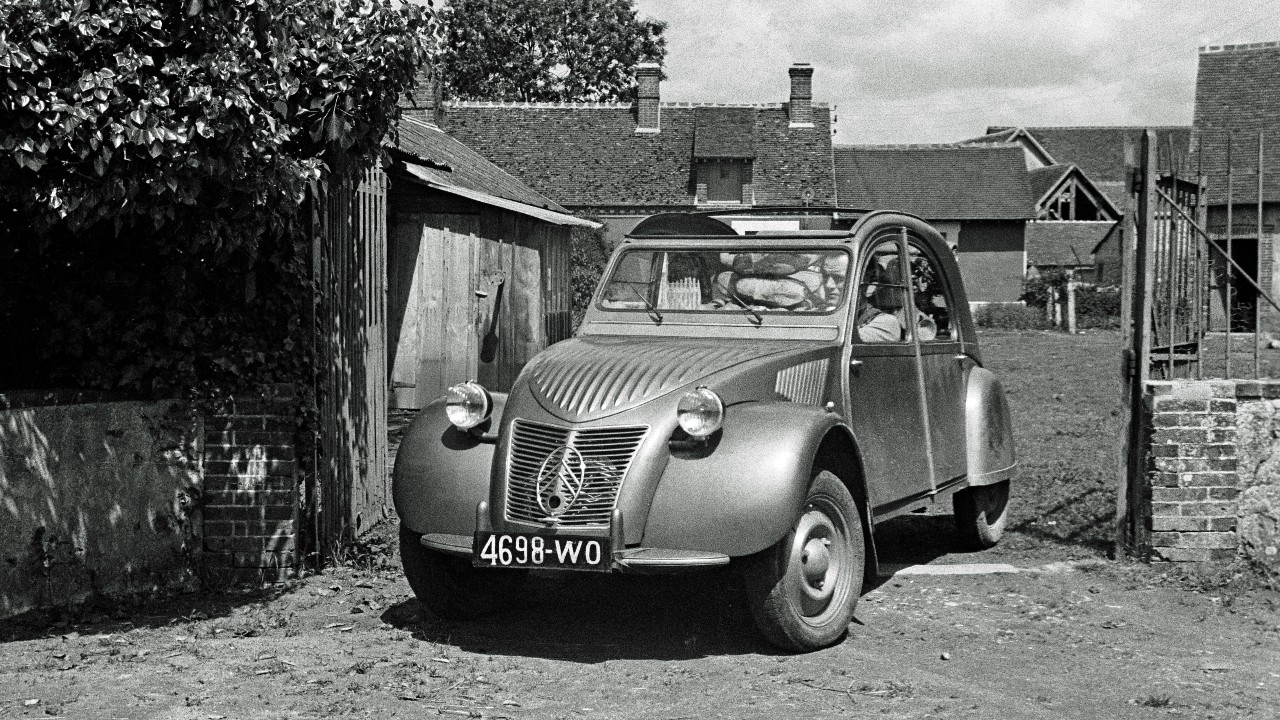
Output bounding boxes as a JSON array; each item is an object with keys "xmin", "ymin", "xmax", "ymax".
[{"xmin": 976, "ymin": 328, "xmax": 1123, "ymax": 559}]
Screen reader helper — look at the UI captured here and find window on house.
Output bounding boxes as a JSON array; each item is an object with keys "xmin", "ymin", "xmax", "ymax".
[{"xmin": 698, "ymin": 160, "xmax": 751, "ymax": 203}]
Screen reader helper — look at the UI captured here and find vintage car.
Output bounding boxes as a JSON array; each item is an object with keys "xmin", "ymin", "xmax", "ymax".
[{"xmin": 393, "ymin": 211, "xmax": 1015, "ymax": 651}]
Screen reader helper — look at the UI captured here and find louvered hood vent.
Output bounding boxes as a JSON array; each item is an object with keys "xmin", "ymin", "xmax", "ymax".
[{"xmin": 526, "ymin": 337, "xmax": 792, "ymax": 421}]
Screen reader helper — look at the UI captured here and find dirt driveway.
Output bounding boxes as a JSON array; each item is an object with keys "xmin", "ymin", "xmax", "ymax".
[
  {"xmin": 2, "ymin": 523, "xmax": 1278, "ymax": 720},
  {"xmin": 3, "ymin": 330, "xmax": 1279, "ymax": 719}
]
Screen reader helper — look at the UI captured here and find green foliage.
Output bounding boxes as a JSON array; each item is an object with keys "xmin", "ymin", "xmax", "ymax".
[
  {"xmin": 1022, "ymin": 272, "xmax": 1120, "ymax": 329},
  {"xmin": 438, "ymin": 0, "xmax": 666, "ymax": 102},
  {"xmin": 569, "ymin": 219, "xmax": 612, "ymax": 330},
  {"xmin": 973, "ymin": 304, "xmax": 1050, "ymax": 331},
  {"xmin": 0, "ymin": 0, "xmax": 441, "ymax": 397}
]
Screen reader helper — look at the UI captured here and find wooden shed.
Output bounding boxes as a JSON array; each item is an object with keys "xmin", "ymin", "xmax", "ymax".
[{"xmin": 388, "ymin": 118, "xmax": 598, "ymax": 408}]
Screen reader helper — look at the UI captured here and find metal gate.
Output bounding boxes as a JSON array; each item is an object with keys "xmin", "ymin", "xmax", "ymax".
[{"xmin": 1117, "ymin": 129, "xmax": 1275, "ymax": 555}]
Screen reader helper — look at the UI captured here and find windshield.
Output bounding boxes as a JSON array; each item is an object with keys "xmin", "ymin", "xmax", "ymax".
[{"xmin": 597, "ymin": 248, "xmax": 851, "ymax": 315}]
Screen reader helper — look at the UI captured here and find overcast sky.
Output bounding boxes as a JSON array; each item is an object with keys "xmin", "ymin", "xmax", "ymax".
[{"xmin": 632, "ymin": 0, "xmax": 1280, "ymax": 144}]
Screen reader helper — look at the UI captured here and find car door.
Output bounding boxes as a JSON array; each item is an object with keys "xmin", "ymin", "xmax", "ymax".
[
  {"xmin": 847, "ymin": 230, "xmax": 934, "ymax": 512},
  {"xmin": 905, "ymin": 238, "xmax": 968, "ymax": 488}
]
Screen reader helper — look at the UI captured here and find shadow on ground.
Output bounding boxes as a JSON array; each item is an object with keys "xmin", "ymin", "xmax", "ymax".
[
  {"xmin": 0, "ymin": 585, "xmax": 296, "ymax": 644},
  {"xmin": 381, "ymin": 514, "xmax": 982, "ymax": 663},
  {"xmin": 381, "ymin": 566, "xmax": 782, "ymax": 663}
]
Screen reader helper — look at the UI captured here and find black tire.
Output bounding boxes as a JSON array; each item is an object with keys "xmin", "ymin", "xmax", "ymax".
[
  {"xmin": 399, "ymin": 525, "xmax": 527, "ymax": 620},
  {"xmin": 952, "ymin": 480, "xmax": 1010, "ymax": 550},
  {"xmin": 741, "ymin": 470, "xmax": 865, "ymax": 652}
]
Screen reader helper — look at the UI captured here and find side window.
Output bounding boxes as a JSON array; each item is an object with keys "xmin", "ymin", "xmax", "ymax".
[
  {"xmin": 854, "ymin": 239, "xmax": 910, "ymax": 343},
  {"xmin": 906, "ymin": 242, "xmax": 954, "ymax": 342}
]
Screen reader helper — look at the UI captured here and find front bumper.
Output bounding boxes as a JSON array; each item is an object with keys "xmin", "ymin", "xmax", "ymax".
[{"xmin": 420, "ymin": 502, "xmax": 729, "ymax": 573}]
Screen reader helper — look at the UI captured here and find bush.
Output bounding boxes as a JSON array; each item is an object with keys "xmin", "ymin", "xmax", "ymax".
[
  {"xmin": 570, "ymin": 219, "xmax": 612, "ymax": 331},
  {"xmin": 1022, "ymin": 271, "xmax": 1121, "ymax": 330},
  {"xmin": 973, "ymin": 303, "xmax": 1050, "ymax": 330}
]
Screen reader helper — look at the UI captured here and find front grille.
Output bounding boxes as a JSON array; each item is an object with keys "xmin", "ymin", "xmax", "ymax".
[{"xmin": 505, "ymin": 420, "xmax": 648, "ymax": 526}]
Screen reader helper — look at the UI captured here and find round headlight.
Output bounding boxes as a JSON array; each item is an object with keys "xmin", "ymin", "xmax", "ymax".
[
  {"xmin": 677, "ymin": 387, "xmax": 724, "ymax": 438},
  {"xmin": 445, "ymin": 381, "xmax": 492, "ymax": 429}
]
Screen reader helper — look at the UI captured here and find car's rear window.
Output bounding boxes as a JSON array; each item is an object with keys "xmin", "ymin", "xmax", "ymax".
[{"xmin": 598, "ymin": 249, "xmax": 851, "ymax": 314}]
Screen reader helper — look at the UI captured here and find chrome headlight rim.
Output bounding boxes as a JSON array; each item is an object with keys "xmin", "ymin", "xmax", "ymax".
[
  {"xmin": 677, "ymin": 386, "xmax": 724, "ymax": 439},
  {"xmin": 445, "ymin": 380, "xmax": 493, "ymax": 430}
]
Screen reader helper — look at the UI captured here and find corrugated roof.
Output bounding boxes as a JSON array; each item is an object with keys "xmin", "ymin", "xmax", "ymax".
[
  {"xmin": 832, "ymin": 144, "xmax": 1036, "ymax": 220},
  {"xmin": 437, "ymin": 102, "xmax": 837, "ymax": 208},
  {"xmin": 400, "ymin": 164, "xmax": 599, "ymax": 228},
  {"xmin": 1193, "ymin": 42, "xmax": 1280, "ymax": 204},
  {"xmin": 394, "ymin": 117, "xmax": 570, "ymax": 212},
  {"xmin": 1026, "ymin": 221, "xmax": 1118, "ymax": 266},
  {"xmin": 694, "ymin": 107, "xmax": 756, "ymax": 158}
]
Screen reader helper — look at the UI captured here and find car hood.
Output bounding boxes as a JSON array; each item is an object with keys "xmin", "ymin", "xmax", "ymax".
[{"xmin": 524, "ymin": 335, "xmax": 825, "ymax": 422}]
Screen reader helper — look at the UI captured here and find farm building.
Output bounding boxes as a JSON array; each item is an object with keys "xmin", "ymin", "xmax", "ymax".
[
  {"xmin": 831, "ymin": 144, "xmax": 1036, "ymax": 303},
  {"xmin": 389, "ymin": 113, "xmax": 598, "ymax": 409},
  {"xmin": 1192, "ymin": 41, "xmax": 1280, "ymax": 333},
  {"xmin": 433, "ymin": 63, "xmax": 839, "ymax": 243},
  {"xmin": 964, "ymin": 125, "xmax": 1193, "ymax": 209}
]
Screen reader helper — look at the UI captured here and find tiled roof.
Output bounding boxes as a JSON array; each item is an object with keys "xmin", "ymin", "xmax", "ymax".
[
  {"xmin": 1028, "ymin": 165, "xmax": 1073, "ymax": 204},
  {"xmin": 832, "ymin": 144, "xmax": 1036, "ymax": 220},
  {"xmin": 694, "ymin": 107, "xmax": 756, "ymax": 158},
  {"xmin": 393, "ymin": 117, "xmax": 570, "ymax": 212},
  {"xmin": 1193, "ymin": 42, "xmax": 1280, "ymax": 204},
  {"xmin": 1026, "ymin": 221, "xmax": 1118, "ymax": 266},
  {"xmin": 437, "ymin": 102, "xmax": 837, "ymax": 208},
  {"xmin": 990, "ymin": 125, "xmax": 1192, "ymax": 184}
]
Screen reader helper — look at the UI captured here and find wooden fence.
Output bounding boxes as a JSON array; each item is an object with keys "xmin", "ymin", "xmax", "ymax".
[{"xmin": 313, "ymin": 162, "xmax": 389, "ymax": 561}]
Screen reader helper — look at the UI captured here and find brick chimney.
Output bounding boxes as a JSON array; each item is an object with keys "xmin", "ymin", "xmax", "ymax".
[
  {"xmin": 788, "ymin": 63, "xmax": 814, "ymax": 128},
  {"xmin": 635, "ymin": 63, "xmax": 661, "ymax": 133},
  {"xmin": 402, "ymin": 64, "xmax": 443, "ymax": 126}
]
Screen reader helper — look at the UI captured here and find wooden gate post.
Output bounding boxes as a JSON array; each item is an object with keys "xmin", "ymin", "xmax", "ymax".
[{"xmin": 1116, "ymin": 130, "xmax": 1157, "ymax": 557}]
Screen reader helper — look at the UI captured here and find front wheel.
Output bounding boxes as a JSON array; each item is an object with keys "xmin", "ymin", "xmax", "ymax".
[
  {"xmin": 741, "ymin": 470, "xmax": 865, "ymax": 652},
  {"xmin": 952, "ymin": 480, "xmax": 1010, "ymax": 550},
  {"xmin": 399, "ymin": 525, "xmax": 527, "ymax": 620}
]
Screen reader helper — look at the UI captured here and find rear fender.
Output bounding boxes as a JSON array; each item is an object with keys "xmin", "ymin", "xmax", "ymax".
[
  {"xmin": 391, "ymin": 393, "xmax": 507, "ymax": 536},
  {"xmin": 642, "ymin": 402, "xmax": 873, "ymax": 559},
  {"xmin": 965, "ymin": 367, "xmax": 1016, "ymax": 486}
]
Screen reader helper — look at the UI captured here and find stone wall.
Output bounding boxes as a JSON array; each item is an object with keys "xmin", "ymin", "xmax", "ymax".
[
  {"xmin": 0, "ymin": 397, "xmax": 202, "ymax": 618},
  {"xmin": 1143, "ymin": 380, "xmax": 1280, "ymax": 571},
  {"xmin": 0, "ymin": 388, "xmax": 303, "ymax": 619}
]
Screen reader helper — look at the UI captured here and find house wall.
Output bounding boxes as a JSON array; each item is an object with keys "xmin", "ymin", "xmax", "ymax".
[
  {"xmin": 388, "ymin": 188, "xmax": 571, "ymax": 409},
  {"xmin": 0, "ymin": 397, "xmax": 201, "ymax": 619},
  {"xmin": 954, "ymin": 220, "xmax": 1027, "ymax": 303}
]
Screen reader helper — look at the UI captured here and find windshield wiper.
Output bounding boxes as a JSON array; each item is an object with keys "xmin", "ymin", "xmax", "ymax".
[
  {"xmin": 629, "ymin": 286, "xmax": 663, "ymax": 323},
  {"xmin": 724, "ymin": 285, "xmax": 764, "ymax": 325}
]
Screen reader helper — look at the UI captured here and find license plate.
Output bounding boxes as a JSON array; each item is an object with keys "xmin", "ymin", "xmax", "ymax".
[{"xmin": 473, "ymin": 531, "xmax": 610, "ymax": 571}]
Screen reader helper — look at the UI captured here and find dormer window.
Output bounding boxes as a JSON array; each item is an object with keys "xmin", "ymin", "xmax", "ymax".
[{"xmin": 698, "ymin": 159, "xmax": 753, "ymax": 204}]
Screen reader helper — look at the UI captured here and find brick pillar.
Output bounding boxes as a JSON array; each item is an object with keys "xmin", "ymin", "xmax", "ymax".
[
  {"xmin": 1146, "ymin": 381, "xmax": 1240, "ymax": 561},
  {"xmin": 201, "ymin": 385, "xmax": 299, "ymax": 584},
  {"xmin": 788, "ymin": 63, "xmax": 814, "ymax": 128},
  {"xmin": 401, "ymin": 64, "xmax": 442, "ymax": 126},
  {"xmin": 635, "ymin": 63, "xmax": 661, "ymax": 134}
]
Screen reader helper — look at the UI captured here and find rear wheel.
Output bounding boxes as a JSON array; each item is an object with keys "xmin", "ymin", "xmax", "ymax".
[
  {"xmin": 741, "ymin": 470, "xmax": 864, "ymax": 652},
  {"xmin": 952, "ymin": 480, "xmax": 1010, "ymax": 550},
  {"xmin": 399, "ymin": 525, "xmax": 527, "ymax": 620}
]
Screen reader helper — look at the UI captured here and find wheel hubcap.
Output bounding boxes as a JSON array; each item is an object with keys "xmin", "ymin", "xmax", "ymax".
[{"xmin": 786, "ymin": 501, "xmax": 849, "ymax": 620}]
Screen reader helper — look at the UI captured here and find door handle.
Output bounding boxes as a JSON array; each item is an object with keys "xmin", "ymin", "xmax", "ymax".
[
  {"xmin": 849, "ymin": 359, "xmax": 863, "ymax": 372},
  {"xmin": 953, "ymin": 354, "xmax": 968, "ymax": 364}
]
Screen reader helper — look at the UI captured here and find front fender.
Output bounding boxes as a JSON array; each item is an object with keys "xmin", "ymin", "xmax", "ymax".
[
  {"xmin": 391, "ymin": 393, "xmax": 507, "ymax": 536},
  {"xmin": 641, "ymin": 401, "xmax": 846, "ymax": 557},
  {"xmin": 965, "ymin": 367, "xmax": 1016, "ymax": 485}
]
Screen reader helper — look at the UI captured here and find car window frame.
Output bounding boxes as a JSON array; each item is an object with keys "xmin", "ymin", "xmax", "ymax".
[{"xmin": 593, "ymin": 245, "xmax": 855, "ymax": 317}]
